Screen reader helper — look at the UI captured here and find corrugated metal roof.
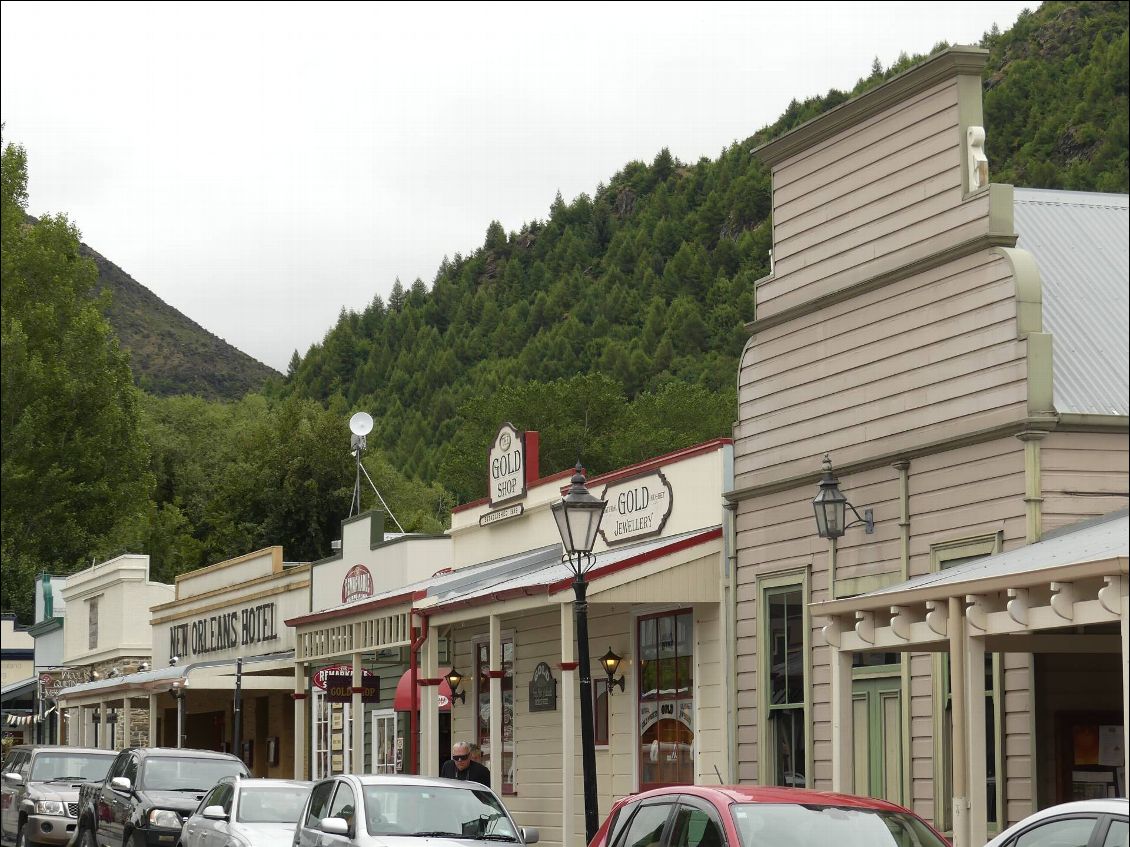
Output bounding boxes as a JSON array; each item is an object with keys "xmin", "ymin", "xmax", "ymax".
[{"xmin": 1013, "ymin": 188, "xmax": 1129, "ymax": 417}]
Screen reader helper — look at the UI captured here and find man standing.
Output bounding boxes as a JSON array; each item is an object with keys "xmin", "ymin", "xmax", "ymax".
[{"xmin": 440, "ymin": 740, "xmax": 491, "ymax": 786}]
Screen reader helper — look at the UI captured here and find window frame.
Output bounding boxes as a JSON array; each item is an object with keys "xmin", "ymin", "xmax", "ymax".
[
  {"xmin": 88, "ymin": 595, "xmax": 101, "ymax": 650},
  {"xmin": 472, "ymin": 631, "xmax": 516, "ymax": 794},
  {"xmin": 757, "ymin": 567, "xmax": 811, "ymax": 788},
  {"xmin": 612, "ymin": 799, "xmax": 677, "ymax": 847},
  {"xmin": 636, "ymin": 607, "xmax": 695, "ymax": 791}
]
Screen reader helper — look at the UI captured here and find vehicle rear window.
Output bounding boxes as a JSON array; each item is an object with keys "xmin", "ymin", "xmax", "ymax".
[
  {"xmin": 30, "ymin": 753, "xmax": 116, "ymax": 782},
  {"xmin": 237, "ymin": 786, "xmax": 312, "ymax": 823},
  {"xmin": 139, "ymin": 757, "xmax": 247, "ymax": 791},
  {"xmin": 730, "ymin": 804, "xmax": 947, "ymax": 847}
]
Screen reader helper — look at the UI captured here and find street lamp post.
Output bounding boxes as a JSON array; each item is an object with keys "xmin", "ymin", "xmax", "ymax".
[{"xmin": 551, "ymin": 462, "xmax": 607, "ymax": 844}]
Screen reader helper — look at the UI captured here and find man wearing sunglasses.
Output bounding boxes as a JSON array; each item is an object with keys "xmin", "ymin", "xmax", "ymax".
[{"xmin": 440, "ymin": 740, "xmax": 491, "ymax": 785}]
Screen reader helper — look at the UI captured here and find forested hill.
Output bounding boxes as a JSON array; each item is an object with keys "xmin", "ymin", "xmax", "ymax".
[
  {"xmin": 84, "ymin": 240, "xmax": 280, "ymax": 399},
  {"xmin": 24, "ymin": 212, "xmax": 279, "ymax": 400},
  {"xmin": 282, "ymin": 1, "xmax": 1128, "ymax": 504}
]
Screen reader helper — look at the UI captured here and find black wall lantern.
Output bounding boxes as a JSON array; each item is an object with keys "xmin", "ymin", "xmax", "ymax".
[
  {"xmin": 445, "ymin": 668, "xmax": 466, "ymax": 704},
  {"xmin": 599, "ymin": 648, "xmax": 625, "ymax": 694},
  {"xmin": 813, "ymin": 455, "xmax": 874, "ymax": 539}
]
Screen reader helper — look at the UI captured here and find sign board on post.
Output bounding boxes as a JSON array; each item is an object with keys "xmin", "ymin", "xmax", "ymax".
[
  {"xmin": 528, "ymin": 662, "xmax": 557, "ymax": 712},
  {"xmin": 488, "ymin": 423, "xmax": 528, "ymax": 507}
]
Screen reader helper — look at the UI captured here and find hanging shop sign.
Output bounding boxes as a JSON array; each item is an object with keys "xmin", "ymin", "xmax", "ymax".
[
  {"xmin": 528, "ymin": 662, "xmax": 557, "ymax": 712},
  {"xmin": 599, "ymin": 469, "xmax": 674, "ymax": 545},
  {"xmin": 168, "ymin": 601, "xmax": 279, "ymax": 659},
  {"xmin": 323, "ymin": 672, "xmax": 381, "ymax": 704},
  {"xmin": 314, "ymin": 664, "xmax": 381, "ymax": 704},
  {"xmin": 488, "ymin": 423, "xmax": 527, "ymax": 507},
  {"xmin": 39, "ymin": 669, "xmax": 86, "ymax": 700},
  {"xmin": 342, "ymin": 565, "xmax": 375, "ymax": 604}
]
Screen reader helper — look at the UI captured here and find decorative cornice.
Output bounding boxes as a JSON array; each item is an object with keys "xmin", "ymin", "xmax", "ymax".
[{"xmin": 754, "ymin": 47, "xmax": 990, "ymax": 167}]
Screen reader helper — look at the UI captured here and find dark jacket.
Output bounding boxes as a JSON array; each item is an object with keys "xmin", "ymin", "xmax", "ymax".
[{"xmin": 439, "ymin": 758, "xmax": 491, "ymax": 786}]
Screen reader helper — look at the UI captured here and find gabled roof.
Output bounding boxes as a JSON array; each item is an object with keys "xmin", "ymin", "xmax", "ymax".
[{"xmin": 1014, "ymin": 188, "xmax": 1129, "ymax": 417}]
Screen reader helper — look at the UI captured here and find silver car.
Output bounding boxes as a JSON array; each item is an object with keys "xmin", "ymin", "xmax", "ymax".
[
  {"xmin": 180, "ymin": 777, "xmax": 312, "ymax": 847},
  {"xmin": 982, "ymin": 798, "xmax": 1127, "ymax": 847},
  {"xmin": 292, "ymin": 774, "xmax": 539, "ymax": 847}
]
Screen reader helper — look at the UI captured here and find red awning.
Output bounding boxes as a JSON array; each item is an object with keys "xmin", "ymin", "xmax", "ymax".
[{"xmin": 393, "ymin": 667, "xmax": 453, "ymax": 712}]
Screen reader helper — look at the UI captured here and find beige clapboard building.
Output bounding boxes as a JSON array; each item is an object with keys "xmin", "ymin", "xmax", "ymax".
[{"xmin": 729, "ymin": 45, "xmax": 1128, "ymax": 847}]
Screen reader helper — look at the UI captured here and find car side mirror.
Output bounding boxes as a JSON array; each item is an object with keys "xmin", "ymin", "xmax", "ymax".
[
  {"xmin": 521, "ymin": 827, "xmax": 540, "ymax": 845},
  {"xmin": 321, "ymin": 818, "xmax": 349, "ymax": 836},
  {"xmin": 202, "ymin": 805, "xmax": 228, "ymax": 821},
  {"xmin": 2, "ymin": 773, "xmax": 24, "ymax": 786},
  {"xmin": 110, "ymin": 776, "xmax": 132, "ymax": 792}
]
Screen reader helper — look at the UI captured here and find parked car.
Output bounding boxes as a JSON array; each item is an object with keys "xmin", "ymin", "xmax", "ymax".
[
  {"xmin": 982, "ymin": 798, "xmax": 1128, "ymax": 847},
  {"xmin": 292, "ymin": 773, "xmax": 539, "ymax": 846},
  {"xmin": 588, "ymin": 785, "xmax": 950, "ymax": 847},
  {"xmin": 0, "ymin": 746, "xmax": 117, "ymax": 847},
  {"xmin": 72, "ymin": 747, "xmax": 249, "ymax": 847},
  {"xmin": 179, "ymin": 776, "xmax": 311, "ymax": 847}
]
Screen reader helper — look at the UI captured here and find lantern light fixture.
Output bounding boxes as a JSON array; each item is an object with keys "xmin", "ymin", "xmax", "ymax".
[
  {"xmin": 812, "ymin": 455, "xmax": 874, "ymax": 539},
  {"xmin": 445, "ymin": 668, "xmax": 466, "ymax": 704},
  {"xmin": 599, "ymin": 647, "xmax": 625, "ymax": 695}
]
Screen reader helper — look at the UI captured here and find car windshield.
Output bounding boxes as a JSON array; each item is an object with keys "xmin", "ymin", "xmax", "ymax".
[
  {"xmin": 236, "ymin": 785, "xmax": 312, "ymax": 823},
  {"xmin": 140, "ymin": 757, "xmax": 246, "ymax": 791},
  {"xmin": 360, "ymin": 783, "xmax": 519, "ymax": 840},
  {"xmin": 730, "ymin": 803, "xmax": 947, "ymax": 847},
  {"xmin": 29, "ymin": 753, "xmax": 116, "ymax": 782}
]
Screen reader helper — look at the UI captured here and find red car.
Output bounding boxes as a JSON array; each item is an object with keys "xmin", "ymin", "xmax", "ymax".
[{"xmin": 588, "ymin": 785, "xmax": 951, "ymax": 847}]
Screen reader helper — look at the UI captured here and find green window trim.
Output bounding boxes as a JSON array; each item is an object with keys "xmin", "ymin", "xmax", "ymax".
[{"xmin": 757, "ymin": 568, "xmax": 811, "ymax": 788}]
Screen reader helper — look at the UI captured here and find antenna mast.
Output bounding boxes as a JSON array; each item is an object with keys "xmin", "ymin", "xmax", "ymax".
[{"xmin": 348, "ymin": 412, "xmax": 405, "ymax": 533}]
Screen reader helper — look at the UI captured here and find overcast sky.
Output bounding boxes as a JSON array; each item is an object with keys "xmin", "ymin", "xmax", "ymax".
[{"xmin": 1, "ymin": 1, "xmax": 1035, "ymax": 372}]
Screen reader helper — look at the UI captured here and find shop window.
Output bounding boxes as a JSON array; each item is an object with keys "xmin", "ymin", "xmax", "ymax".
[
  {"xmin": 594, "ymin": 679, "xmax": 610, "ymax": 746},
  {"xmin": 88, "ymin": 596, "xmax": 100, "ymax": 650},
  {"xmin": 932, "ymin": 533, "xmax": 1003, "ymax": 833},
  {"xmin": 638, "ymin": 609, "xmax": 694, "ymax": 789},
  {"xmin": 475, "ymin": 638, "xmax": 515, "ymax": 793},
  {"xmin": 760, "ymin": 575, "xmax": 808, "ymax": 788}
]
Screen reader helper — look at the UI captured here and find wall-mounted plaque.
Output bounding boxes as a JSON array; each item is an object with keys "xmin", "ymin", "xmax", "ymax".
[
  {"xmin": 529, "ymin": 661, "xmax": 557, "ymax": 712},
  {"xmin": 599, "ymin": 469, "xmax": 674, "ymax": 545}
]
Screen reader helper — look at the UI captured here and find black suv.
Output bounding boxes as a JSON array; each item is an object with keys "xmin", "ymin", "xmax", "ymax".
[{"xmin": 73, "ymin": 748, "xmax": 248, "ymax": 847}]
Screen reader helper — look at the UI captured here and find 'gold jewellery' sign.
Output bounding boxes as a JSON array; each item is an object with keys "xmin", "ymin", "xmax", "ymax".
[{"xmin": 599, "ymin": 469, "xmax": 673, "ymax": 545}]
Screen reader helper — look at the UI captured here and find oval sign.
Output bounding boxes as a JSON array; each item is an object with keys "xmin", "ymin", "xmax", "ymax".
[
  {"xmin": 599, "ymin": 469, "xmax": 673, "ymax": 545},
  {"xmin": 342, "ymin": 564, "xmax": 374, "ymax": 604}
]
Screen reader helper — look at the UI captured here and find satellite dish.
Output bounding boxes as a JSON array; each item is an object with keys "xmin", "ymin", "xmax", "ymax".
[{"xmin": 349, "ymin": 412, "xmax": 374, "ymax": 436}]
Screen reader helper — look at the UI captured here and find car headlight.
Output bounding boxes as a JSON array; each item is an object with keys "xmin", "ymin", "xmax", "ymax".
[
  {"xmin": 34, "ymin": 800, "xmax": 67, "ymax": 816},
  {"xmin": 148, "ymin": 809, "xmax": 183, "ymax": 828}
]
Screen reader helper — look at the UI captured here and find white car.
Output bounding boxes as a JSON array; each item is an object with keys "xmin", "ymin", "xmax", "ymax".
[
  {"xmin": 982, "ymin": 798, "xmax": 1127, "ymax": 847},
  {"xmin": 180, "ymin": 776, "xmax": 312, "ymax": 847},
  {"xmin": 292, "ymin": 773, "xmax": 539, "ymax": 847}
]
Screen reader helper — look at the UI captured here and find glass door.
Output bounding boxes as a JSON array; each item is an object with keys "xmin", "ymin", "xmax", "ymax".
[
  {"xmin": 371, "ymin": 709, "xmax": 398, "ymax": 774},
  {"xmin": 311, "ymin": 688, "xmax": 351, "ymax": 779}
]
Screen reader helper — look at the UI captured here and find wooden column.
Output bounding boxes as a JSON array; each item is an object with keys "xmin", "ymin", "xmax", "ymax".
[
  {"xmin": 560, "ymin": 603, "xmax": 577, "ymax": 847},
  {"xmin": 966, "ymin": 630, "xmax": 987, "ymax": 847},
  {"xmin": 422, "ymin": 630, "xmax": 439, "ymax": 776},
  {"xmin": 949, "ymin": 597, "xmax": 969, "ymax": 847},
  {"xmin": 352, "ymin": 649, "xmax": 364, "ymax": 774},
  {"xmin": 829, "ymin": 631, "xmax": 854, "ymax": 793},
  {"xmin": 293, "ymin": 663, "xmax": 306, "ymax": 780}
]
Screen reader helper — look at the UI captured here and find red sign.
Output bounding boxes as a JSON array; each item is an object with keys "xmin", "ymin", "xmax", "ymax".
[{"xmin": 342, "ymin": 565, "xmax": 374, "ymax": 603}]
